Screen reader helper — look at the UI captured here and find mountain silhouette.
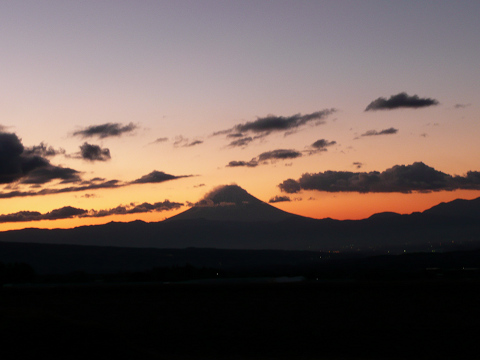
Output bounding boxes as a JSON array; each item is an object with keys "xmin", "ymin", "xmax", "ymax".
[
  {"xmin": 423, "ymin": 197, "xmax": 480, "ymax": 219},
  {"xmin": 168, "ymin": 184, "xmax": 299, "ymax": 222},
  {"xmin": 0, "ymin": 185, "xmax": 479, "ymax": 254}
]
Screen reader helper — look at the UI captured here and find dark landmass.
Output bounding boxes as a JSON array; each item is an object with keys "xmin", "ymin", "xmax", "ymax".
[
  {"xmin": 1, "ymin": 191, "xmax": 480, "ymax": 254},
  {"xmin": 1, "ymin": 188, "xmax": 480, "ymax": 359},
  {"xmin": 1, "ymin": 281, "xmax": 479, "ymax": 359}
]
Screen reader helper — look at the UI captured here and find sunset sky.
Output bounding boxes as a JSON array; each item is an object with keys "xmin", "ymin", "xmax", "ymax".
[{"xmin": 1, "ymin": 1, "xmax": 480, "ymax": 231}]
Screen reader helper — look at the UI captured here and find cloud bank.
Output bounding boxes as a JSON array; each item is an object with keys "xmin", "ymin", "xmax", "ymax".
[{"xmin": 279, "ymin": 162, "xmax": 480, "ymax": 194}]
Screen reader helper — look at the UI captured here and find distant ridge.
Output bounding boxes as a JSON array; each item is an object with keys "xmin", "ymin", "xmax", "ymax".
[
  {"xmin": 167, "ymin": 184, "xmax": 301, "ymax": 222},
  {"xmin": 0, "ymin": 189, "xmax": 479, "ymax": 253},
  {"xmin": 423, "ymin": 197, "xmax": 480, "ymax": 219}
]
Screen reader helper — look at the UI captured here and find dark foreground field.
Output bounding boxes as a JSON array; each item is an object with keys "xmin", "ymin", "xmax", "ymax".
[{"xmin": 1, "ymin": 280, "xmax": 479, "ymax": 359}]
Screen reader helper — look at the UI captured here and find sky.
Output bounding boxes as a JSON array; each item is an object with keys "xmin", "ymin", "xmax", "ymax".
[{"xmin": 1, "ymin": 1, "xmax": 480, "ymax": 231}]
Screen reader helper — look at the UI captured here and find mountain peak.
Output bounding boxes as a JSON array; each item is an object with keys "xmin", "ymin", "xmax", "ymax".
[
  {"xmin": 198, "ymin": 184, "xmax": 261, "ymax": 206},
  {"xmin": 167, "ymin": 185, "xmax": 300, "ymax": 222}
]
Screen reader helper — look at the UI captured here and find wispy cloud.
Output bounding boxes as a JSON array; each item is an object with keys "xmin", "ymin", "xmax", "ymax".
[
  {"xmin": 173, "ymin": 136, "xmax": 204, "ymax": 147},
  {"xmin": 454, "ymin": 103, "xmax": 470, "ymax": 109}
]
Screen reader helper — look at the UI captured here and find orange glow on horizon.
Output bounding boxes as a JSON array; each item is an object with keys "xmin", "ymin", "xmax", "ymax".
[{"xmin": 1, "ymin": 190, "xmax": 479, "ymax": 233}]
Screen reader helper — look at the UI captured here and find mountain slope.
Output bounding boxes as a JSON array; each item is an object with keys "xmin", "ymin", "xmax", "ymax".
[
  {"xmin": 0, "ymin": 187, "xmax": 479, "ymax": 253},
  {"xmin": 167, "ymin": 185, "xmax": 300, "ymax": 222}
]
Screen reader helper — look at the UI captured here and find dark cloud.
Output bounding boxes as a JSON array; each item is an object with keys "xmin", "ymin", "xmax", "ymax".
[
  {"xmin": 278, "ymin": 179, "xmax": 302, "ymax": 194},
  {"xmin": 73, "ymin": 122, "xmax": 137, "ymax": 138},
  {"xmin": 227, "ymin": 133, "xmax": 244, "ymax": 138},
  {"xmin": 0, "ymin": 168, "xmax": 190, "ymax": 199},
  {"xmin": 185, "ymin": 140, "xmax": 203, "ymax": 147},
  {"xmin": 361, "ymin": 128, "xmax": 398, "ymax": 137},
  {"xmin": 0, "ymin": 179, "xmax": 121, "ymax": 199},
  {"xmin": 258, "ymin": 149, "xmax": 302, "ymax": 161},
  {"xmin": 226, "ymin": 160, "xmax": 258, "ymax": 168},
  {"xmin": 0, "ymin": 201, "xmax": 182, "ymax": 224},
  {"xmin": 79, "ymin": 142, "xmax": 111, "ymax": 161},
  {"xmin": 227, "ymin": 137, "xmax": 253, "ymax": 148},
  {"xmin": 311, "ymin": 139, "xmax": 337, "ymax": 149},
  {"xmin": 365, "ymin": 92, "xmax": 439, "ymax": 111},
  {"xmin": 20, "ymin": 165, "xmax": 82, "ymax": 185},
  {"xmin": 227, "ymin": 149, "xmax": 302, "ymax": 168},
  {"xmin": 305, "ymin": 139, "xmax": 337, "ymax": 155},
  {"xmin": 85, "ymin": 200, "xmax": 183, "ymax": 218},
  {"xmin": 454, "ymin": 103, "xmax": 470, "ymax": 109},
  {"xmin": 131, "ymin": 170, "xmax": 192, "ymax": 184},
  {"xmin": 43, "ymin": 206, "xmax": 88, "ymax": 220},
  {"xmin": 23, "ymin": 142, "xmax": 65, "ymax": 157},
  {"xmin": 269, "ymin": 195, "xmax": 291, "ymax": 203},
  {"xmin": 353, "ymin": 162, "xmax": 363, "ymax": 169},
  {"xmin": 0, "ymin": 132, "xmax": 32, "ymax": 183},
  {"xmin": 0, "ymin": 206, "xmax": 87, "ymax": 223},
  {"xmin": 153, "ymin": 137, "xmax": 169, "ymax": 143},
  {"xmin": 234, "ymin": 110, "xmax": 335, "ymax": 134},
  {"xmin": 0, "ymin": 132, "xmax": 81, "ymax": 185},
  {"xmin": 279, "ymin": 162, "xmax": 480, "ymax": 194},
  {"xmin": 215, "ymin": 110, "xmax": 336, "ymax": 146}
]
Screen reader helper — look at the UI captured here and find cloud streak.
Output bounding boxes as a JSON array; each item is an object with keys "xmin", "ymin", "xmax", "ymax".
[
  {"xmin": 216, "ymin": 109, "xmax": 336, "ymax": 146},
  {"xmin": 361, "ymin": 128, "xmax": 398, "ymax": 137},
  {"xmin": 173, "ymin": 136, "xmax": 204, "ymax": 148},
  {"xmin": 227, "ymin": 149, "xmax": 302, "ymax": 168},
  {"xmin": 131, "ymin": 170, "xmax": 193, "ymax": 184},
  {"xmin": 228, "ymin": 140, "xmax": 336, "ymax": 168},
  {"xmin": 73, "ymin": 122, "xmax": 137, "ymax": 138},
  {"xmin": 0, "ymin": 201, "xmax": 183, "ymax": 224},
  {"xmin": 0, "ymin": 170, "xmax": 192, "ymax": 199},
  {"xmin": 269, "ymin": 195, "xmax": 291, "ymax": 203},
  {"xmin": 279, "ymin": 162, "xmax": 480, "ymax": 194},
  {"xmin": 365, "ymin": 92, "xmax": 439, "ymax": 111}
]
